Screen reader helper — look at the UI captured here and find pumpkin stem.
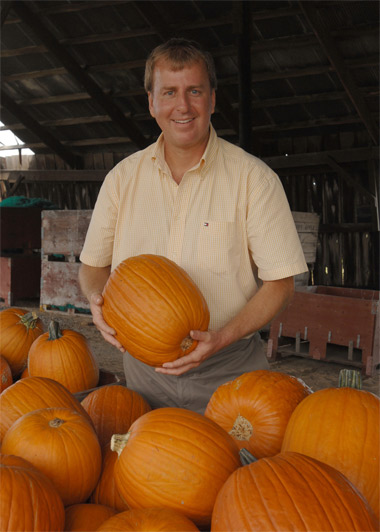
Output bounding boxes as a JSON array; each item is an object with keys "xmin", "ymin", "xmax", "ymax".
[
  {"xmin": 180, "ymin": 335, "xmax": 193, "ymax": 352},
  {"xmin": 48, "ymin": 320, "xmax": 63, "ymax": 341},
  {"xmin": 338, "ymin": 369, "xmax": 362, "ymax": 389},
  {"xmin": 111, "ymin": 432, "xmax": 131, "ymax": 457},
  {"xmin": 19, "ymin": 311, "xmax": 40, "ymax": 331},
  {"xmin": 239, "ymin": 448, "xmax": 257, "ymax": 466},
  {"xmin": 49, "ymin": 418, "xmax": 66, "ymax": 428},
  {"xmin": 229, "ymin": 415, "xmax": 253, "ymax": 441}
]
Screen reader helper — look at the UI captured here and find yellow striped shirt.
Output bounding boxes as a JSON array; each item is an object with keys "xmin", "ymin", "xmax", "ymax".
[{"xmin": 80, "ymin": 125, "xmax": 308, "ymax": 331}]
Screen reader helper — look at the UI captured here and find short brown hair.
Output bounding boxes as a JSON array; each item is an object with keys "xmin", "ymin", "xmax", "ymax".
[{"xmin": 144, "ymin": 38, "xmax": 217, "ymax": 93}]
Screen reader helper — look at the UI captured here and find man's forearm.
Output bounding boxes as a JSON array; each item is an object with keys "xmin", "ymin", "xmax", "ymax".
[
  {"xmin": 217, "ymin": 276, "xmax": 295, "ymax": 349},
  {"xmin": 78, "ymin": 263, "xmax": 111, "ymax": 302}
]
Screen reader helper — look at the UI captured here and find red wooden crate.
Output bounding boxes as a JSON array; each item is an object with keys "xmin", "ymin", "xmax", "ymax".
[{"xmin": 267, "ymin": 286, "xmax": 379, "ymax": 376}]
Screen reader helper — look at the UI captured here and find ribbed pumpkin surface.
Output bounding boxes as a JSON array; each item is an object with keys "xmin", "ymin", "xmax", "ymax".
[
  {"xmin": 0, "ymin": 308, "xmax": 44, "ymax": 376},
  {"xmin": 64, "ymin": 503, "xmax": 116, "ymax": 531},
  {"xmin": 1, "ymin": 407, "xmax": 102, "ymax": 506},
  {"xmin": 28, "ymin": 322, "xmax": 99, "ymax": 393},
  {"xmin": 112, "ymin": 408, "xmax": 240, "ymax": 528},
  {"xmin": 81, "ymin": 384, "xmax": 151, "ymax": 448},
  {"xmin": 205, "ymin": 370, "xmax": 311, "ymax": 458},
  {"xmin": 0, "ymin": 355, "xmax": 12, "ymax": 392},
  {"xmin": 97, "ymin": 508, "xmax": 199, "ymax": 531},
  {"xmin": 0, "ymin": 376, "xmax": 92, "ymax": 442},
  {"xmin": 90, "ymin": 444, "xmax": 129, "ymax": 511},
  {"xmin": 102, "ymin": 255, "xmax": 210, "ymax": 366},
  {"xmin": 211, "ymin": 452, "xmax": 378, "ymax": 531},
  {"xmin": 0, "ymin": 454, "xmax": 65, "ymax": 532},
  {"xmin": 281, "ymin": 387, "xmax": 380, "ymax": 520}
]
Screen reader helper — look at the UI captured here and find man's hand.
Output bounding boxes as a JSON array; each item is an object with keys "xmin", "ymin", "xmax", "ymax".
[
  {"xmin": 89, "ymin": 293, "xmax": 125, "ymax": 353},
  {"xmin": 155, "ymin": 329, "xmax": 223, "ymax": 376}
]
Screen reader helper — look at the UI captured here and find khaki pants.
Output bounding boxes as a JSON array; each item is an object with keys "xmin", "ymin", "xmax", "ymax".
[{"xmin": 122, "ymin": 332, "xmax": 269, "ymax": 414}]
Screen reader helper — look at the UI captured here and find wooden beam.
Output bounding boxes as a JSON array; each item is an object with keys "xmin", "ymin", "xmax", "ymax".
[
  {"xmin": 2, "ymin": 42, "xmax": 376, "ymax": 83},
  {"xmin": 1, "ymin": 21, "xmax": 376, "ymax": 58},
  {"xmin": 1, "ymin": 0, "xmax": 13, "ymax": 27},
  {"xmin": 263, "ymin": 147, "xmax": 378, "ymax": 169},
  {"xmin": 326, "ymin": 155, "xmax": 377, "ymax": 202},
  {"xmin": 0, "ymin": 90, "xmax": 80, "ymax": 168},
  {"xmin": 1, "ymin": 148, "xmax": 377, "ymax": 182},
  {"xmin": 12, "ymin": 1, "xmax": 148, "ymax": 151},
  {"xmin": 299, "ymin": 1, "xmax": 379, "ymax": 146},
  {"xmin": 235, "ymin": 1, "xmax": 252, "ymax": 151},
  {"xmin": 0, "ymin": 170, "xmax": 107, "ymax": 182}
]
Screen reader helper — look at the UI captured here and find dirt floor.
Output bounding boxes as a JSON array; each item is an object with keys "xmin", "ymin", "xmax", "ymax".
[{"xmin": 15, "ymin": 303, "xmax": 379, "ymax": 398}]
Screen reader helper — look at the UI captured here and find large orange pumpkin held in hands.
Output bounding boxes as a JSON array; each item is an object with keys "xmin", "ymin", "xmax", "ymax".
[
  {"xmin": 0, "ymin": 307, "xmax": 44, "ymax": 376},
  {"xmin": 102, "ymin": 254, "xmax": 210, "ymax": 366},
  {"xmin": 28, "ymin": 319, "xmax": 99, "ymax": 393}
]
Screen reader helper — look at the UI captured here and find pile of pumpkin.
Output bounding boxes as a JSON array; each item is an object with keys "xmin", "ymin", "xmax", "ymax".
[{"xmin": 0, "ymin": 256, "xmax": 379, "ymax": 531}]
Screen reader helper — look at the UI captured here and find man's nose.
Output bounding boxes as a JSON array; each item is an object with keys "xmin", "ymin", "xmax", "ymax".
[{"xmin": 176, "ymin": 92, "xmax": 191, "ymax": 111}]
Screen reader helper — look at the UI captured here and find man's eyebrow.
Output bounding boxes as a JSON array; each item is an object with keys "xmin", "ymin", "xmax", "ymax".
[{"xmin": 160, "ymin": 84, "xmax": 206, "ymax": 91}]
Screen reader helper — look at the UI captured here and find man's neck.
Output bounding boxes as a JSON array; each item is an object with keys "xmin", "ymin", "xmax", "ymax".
[{"xmin": 163, "ymin": 136, "xmax": 209, "ymax": 184}]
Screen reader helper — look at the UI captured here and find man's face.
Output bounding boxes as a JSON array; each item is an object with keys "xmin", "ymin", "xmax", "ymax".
[{"xmin": 148, "ymin": 59, "xmax": 216, "ymax": 152}]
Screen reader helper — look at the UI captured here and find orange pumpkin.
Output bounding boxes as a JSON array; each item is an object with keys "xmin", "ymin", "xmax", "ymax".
[
  {"xmin": 281, "ymin": 385, "xmax": 380, "ymax": 520},
  {"xmin": 1, "ymin": 407, "xmax": 102, "ymax": 506},
  {"xmin": 90, "ymin": 444, "xmax": 129, "ymax": 511},
  {"xmin": 0, "ymin": 375, "xmax": 92, "ymax": 442},
  {"xmin": 81, "ymin": 384, "xmax": 151, "ymax": 448},
  {"xmin": 64, "ymin": 503, "xmax": 116, "ymax": 531},
  {"xmin": 212, "ymin": 451, "xmax": 378, "ymax": 531},
  {"xmin": 0, "ymin": 454, "xmax": 65, "ymax": 531},
  {"xmin": 204, "ymin": 370, "xmax": 311, "ymax": 458},
  {"xmin": 111, "ymin": 407, "xmax": 240, "ymax": 528},
  {"xmin": 102, "ymin": 255, "xmax": 210, "ymax": 366},
  {"xmin": 28, "ymin": 320, "xmax": 99, "ymax": 393},
  {"xmin": 20, "ymin": 366, "xmax": 30, "ymax": 378},
  {"xmin": 0, "ymin": 307, "xmax": 44, "ymax": 376},
  {"xmin": 97, "ymin": 508, "xmax": 200, "ymax": 531},
  {"xmin": 0, "ymin": 355, "xmax": 12, "ymax": 393}
]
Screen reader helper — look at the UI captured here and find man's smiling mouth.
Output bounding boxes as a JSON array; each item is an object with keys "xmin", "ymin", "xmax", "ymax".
[{"xmin": 174, "ymin": 118, "xmax": 194, "ymax": 124}]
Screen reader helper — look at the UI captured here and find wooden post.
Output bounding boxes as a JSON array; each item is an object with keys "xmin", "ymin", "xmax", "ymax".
[{"xmin": 235, "ymin": 1, "xmax": 252, "ymax": 152}]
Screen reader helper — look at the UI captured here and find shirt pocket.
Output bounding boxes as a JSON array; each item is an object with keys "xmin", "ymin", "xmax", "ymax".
[{"xmin": 197, "ymin": 221, "xmax": 240, "ymax": 275}]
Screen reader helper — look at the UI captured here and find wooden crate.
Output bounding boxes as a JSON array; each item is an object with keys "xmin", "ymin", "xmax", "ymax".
[
  {"xmin": 0, "ymin": 208, "xmax": 42, "ymax": 306},
  {"xmin": 267, "ymin": 286, "xmax": 380, "ymax": 376},
  {"xmin": 0, "ymin": 255, "xmax": 41, "ymax": 306},
  {"xmin": 40, "ymin": 210, "xmax": 92, "ymax": 312}
]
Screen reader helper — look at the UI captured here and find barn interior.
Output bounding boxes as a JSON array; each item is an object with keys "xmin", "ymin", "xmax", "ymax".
[{"xmin": 0, "ymin": 1, "xmax": 379, "ymax": 377}]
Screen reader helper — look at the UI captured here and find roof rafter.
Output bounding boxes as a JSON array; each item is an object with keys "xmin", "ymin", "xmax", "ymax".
[
  {"xmin": 11, "ymin": 0, "xmax": 148, "ymax": 151},
  {"xmin": 0, "ymin": 90, "xmax": 80, "ymax": 168},
  {"xmin": 299, "ymin": 1, "xmax": 378, "ymax": 146}
]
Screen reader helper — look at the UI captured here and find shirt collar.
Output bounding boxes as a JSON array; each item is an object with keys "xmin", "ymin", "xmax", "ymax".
[{"xmin": 151, "ymin": 124, "xmax": 218, "ymax": 179}]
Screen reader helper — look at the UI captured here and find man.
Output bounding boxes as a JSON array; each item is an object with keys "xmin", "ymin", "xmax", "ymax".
[{"xmin": 79, "ymin": 38, "xmax": 308, "ymax": 413}]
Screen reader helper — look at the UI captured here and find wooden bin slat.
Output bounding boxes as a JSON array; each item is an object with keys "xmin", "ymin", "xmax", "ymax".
[{"xmin": 41, "ymin": 210, "xmax": 92, "ymax": 256}]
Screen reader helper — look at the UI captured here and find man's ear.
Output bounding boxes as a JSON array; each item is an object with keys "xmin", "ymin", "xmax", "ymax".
[
  {"xmin": 148, "ymin": 92, "xmax": 155, "ymax": 118},
  {"xmin": 211, "ymin": 89, "xmax": 216, "ymax": 115}
]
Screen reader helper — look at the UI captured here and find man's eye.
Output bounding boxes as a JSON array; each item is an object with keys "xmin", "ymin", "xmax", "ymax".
[
  {"xmin": 191, "ymin": 89, "xmax": 200, "ymax": 95},
  {"xmin": 164, "ymin": 91, "xmax": 174, "ymax": 96}
]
